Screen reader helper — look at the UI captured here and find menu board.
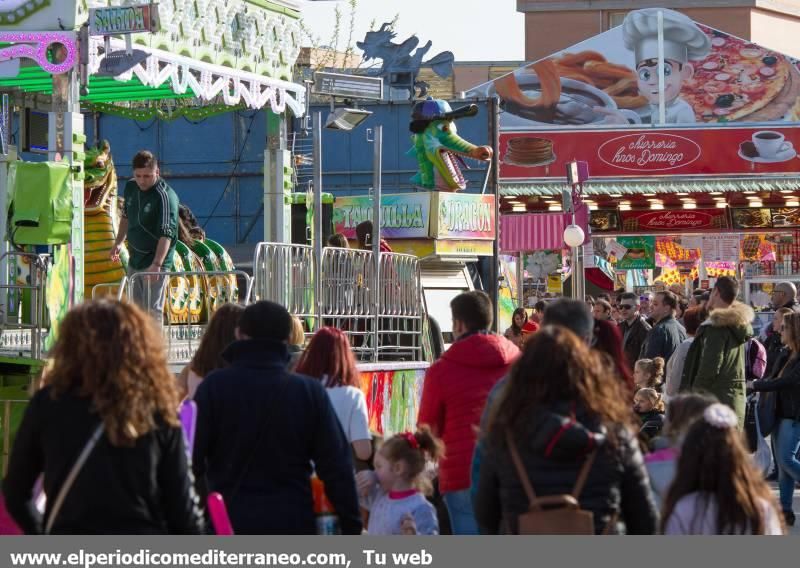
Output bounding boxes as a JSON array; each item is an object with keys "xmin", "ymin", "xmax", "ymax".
[{"xmin": 702, "ymin": 235, "xmax": 741, "ymax": 262}]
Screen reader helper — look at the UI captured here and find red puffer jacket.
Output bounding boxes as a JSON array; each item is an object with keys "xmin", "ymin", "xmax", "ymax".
[{"xmin": 417, "ymin": 333, "xmax": 519, "ymax": 493}]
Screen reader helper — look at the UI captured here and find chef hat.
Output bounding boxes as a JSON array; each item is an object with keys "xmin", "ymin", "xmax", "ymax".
[{"xmin": 622, "ymin": 8, "xmax": 711, "ymax": 65}]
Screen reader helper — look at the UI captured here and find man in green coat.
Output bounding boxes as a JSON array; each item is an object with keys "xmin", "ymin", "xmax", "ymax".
[{"xmin": 679, "ymin": 276, "xmax": 754, "ymax": 428}]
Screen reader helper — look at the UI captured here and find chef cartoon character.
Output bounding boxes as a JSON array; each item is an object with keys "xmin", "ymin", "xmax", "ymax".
[{"xmin": 599, "ymin": 8, "xmax": 711, "ymax": 125}]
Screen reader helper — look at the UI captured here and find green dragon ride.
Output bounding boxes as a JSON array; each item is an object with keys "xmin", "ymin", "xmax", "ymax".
[{"xmin": 408, "ymin": 98, "xmax": 493, "ymax": 191}]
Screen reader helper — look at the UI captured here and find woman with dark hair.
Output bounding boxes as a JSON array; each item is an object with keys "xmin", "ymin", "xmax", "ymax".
[
  {"xmin": 326, "ymin": 233, "xmax": 350, "ymax": 249},
  {"xmin": 181, "ymin": 303, "xmax": 244, "ymax": 399},
  {"xmin": 503, "ymin": 307, "xmax": 528, "ymax": 348},
  {"xmin": 3, "ymin": 300, "xmax": 204, "ymax": 534},
  {"xmin": 475, "ymin": 326, "xmax": 658, "ymax": 535},
  {"xmin": 751, "ymin": 311, "xmax": 800, "ymax": 527},
  {"xmin": 593, "ymin": 319, "xmax": 634, "ymax": 392},
  {"xmin": 662, "ymin": 403, "xmax": 783, "ymax": 534},
  {"xmin": 296, "ymin": 327, "xmax": 372, "ymax": 462}
]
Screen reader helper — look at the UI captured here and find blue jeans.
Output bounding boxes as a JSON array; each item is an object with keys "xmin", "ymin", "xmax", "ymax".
[
  {"xmin": 773, "ymin": 419, "xmax": 800, "ymax": 512},
  {"xmin": 443, "ymin": 489, "xmax": 479, "ymax": 535}
]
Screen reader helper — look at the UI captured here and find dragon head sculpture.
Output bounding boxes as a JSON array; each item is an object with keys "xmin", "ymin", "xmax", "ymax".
[
  {"xmin": 83, "ymin": 140, "xmax": 117, "ymax": 214},
  {"xmin": 409, "ymin": 98, "xmax": 492, "ymax": 191}
]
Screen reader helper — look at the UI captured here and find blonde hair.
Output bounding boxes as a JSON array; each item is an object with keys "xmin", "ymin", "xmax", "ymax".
[
  {"xmin": 635, "ymin": 357, "xmax": 665, "ymax": 389},
  {"xmin": 635, "ymin": 387, "xmax": 665, "ymax": 413},
  {"xmin": 289, "ymin": 316, "xmax": 305, "ymax": 347}
]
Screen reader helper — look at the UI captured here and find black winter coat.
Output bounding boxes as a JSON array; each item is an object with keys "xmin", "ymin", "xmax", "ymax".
[
  {"xmin": 620, "ymin": 316, "xmax": 650, "ymax": 369},
  {"xmin": 192, "ymin": 339, "xmax": 362, "ymax": 535},
  {"xmin": 763, "ymin": 331, "xmax": 785, "ymax": 378},
  {"xmin": 474, "ymin": 403, "xmax": 658, "ymax": 535},
  {"xmin": 2, "ymin": 387, "xmax": 204, "ymax": 534},
  {"xmin": 753, "ymin": 354, "xmax": 800, "ymax": 421}
]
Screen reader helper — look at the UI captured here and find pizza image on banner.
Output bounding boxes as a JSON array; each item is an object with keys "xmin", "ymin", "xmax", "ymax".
[
  {"xmin": 468, "ymin": 7, "xmax": 800, "ymax": 129},
  {"xmin": 616, "ymin": 236, "xmax": 656, "ymax": 270}
]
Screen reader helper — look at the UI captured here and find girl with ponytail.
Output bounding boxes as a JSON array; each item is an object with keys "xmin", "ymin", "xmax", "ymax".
[{"xmin": 356, "ymin": 426, "xmax": 444, "ymax": 535}]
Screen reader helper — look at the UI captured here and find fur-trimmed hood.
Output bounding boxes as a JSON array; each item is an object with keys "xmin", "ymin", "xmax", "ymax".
[{"xmin": 704, "ymin": 302, "xmax": 755, "ymax": 343}]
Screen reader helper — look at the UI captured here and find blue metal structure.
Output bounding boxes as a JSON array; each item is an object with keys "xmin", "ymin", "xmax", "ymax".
[
  {"xmin": 297, "ymin": 100, "xmax": 490, "ymax": 197},
  {"xmin": 14, "ymin": 99, "xmax": 489, "ymax": 248}
]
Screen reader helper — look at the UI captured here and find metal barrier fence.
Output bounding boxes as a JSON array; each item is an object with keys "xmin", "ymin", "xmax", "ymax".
[
  {"xmin": 122, "ymin": 270, "xmax": 253, "ymax": 364},
  {"xmin": 253, "ymin": 243, "xmax": 316, "ymax": 325},
  {"xmin": 253, "ymin": 242, "xmax": 425, "ymax": 362},
  {"xmin": 0, "ymin": 252, "xmax": 48, "ymax": 360},
  {"xmin": 320, "ymin": 247, "xmax": 375, "ymax": 359},
  {"xmin": 376, "ymin": 252, "xmax": 424, "ymax": 361}
]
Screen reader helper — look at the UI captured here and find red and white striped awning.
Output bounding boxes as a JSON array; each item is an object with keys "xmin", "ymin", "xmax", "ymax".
[{"xmin": 500, "ymin": 213, "xmax": 565, "ymax": 253}]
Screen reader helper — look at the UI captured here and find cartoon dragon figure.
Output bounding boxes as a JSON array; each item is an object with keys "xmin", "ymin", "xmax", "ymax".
[
  {"xmin": 408, "ymin": 98, "xmax": 493, "ymax": 191},
  {"xmin": 356, "ymin": 23, "xmax": 455, "ymax": 100},
  {"xmin": 83, "ymin": 140, "xmax": 128, "ymax": 301}
]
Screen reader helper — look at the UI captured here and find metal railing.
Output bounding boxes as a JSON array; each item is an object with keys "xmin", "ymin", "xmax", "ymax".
[
  {"xmin": 0, "ymin": 252, "xmax": 49, "ymax": 359},
  {"xmin": 253, "ymin": 242, "xmax": 425, "ymax": 362},
  {"xmin": 121, "ymin": 270, "xmax": 253, "ymax": 364},
  {"xmin": 376, "ymin": 252, "xmax": 424, "ymax": 361},
  {"xmin": 253, "ymin": 242, "xmax": 316, "ymax": 322}
]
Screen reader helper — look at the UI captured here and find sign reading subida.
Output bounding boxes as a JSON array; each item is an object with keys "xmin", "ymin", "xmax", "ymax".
[{"xmin": 89, "ymin": 3, "xmax": 160, "ymax": 36}]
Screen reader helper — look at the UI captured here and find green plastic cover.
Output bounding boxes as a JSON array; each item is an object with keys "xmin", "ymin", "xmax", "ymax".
[
  {"xmin": 9, "ymin": 162, "xmax": 73, "ymax": 245},
  {"xmin": 289, "ymin": 192, "xmax": 333, "ymax": 205}
]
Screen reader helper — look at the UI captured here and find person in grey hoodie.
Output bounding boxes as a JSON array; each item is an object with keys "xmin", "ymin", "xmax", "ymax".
[{"xmin": 640, "ymin": 291, "xmax": 686, "ymax": 364}]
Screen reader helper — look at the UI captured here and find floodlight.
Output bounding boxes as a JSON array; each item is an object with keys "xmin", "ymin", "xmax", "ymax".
[{"xmin": 324, "ymin": 107, "xmax": 372, "ymax": 131}]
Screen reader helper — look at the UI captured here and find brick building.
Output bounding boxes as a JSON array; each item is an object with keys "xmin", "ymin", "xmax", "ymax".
[{"xmin": 518, "ymin": 0, "xmax": 800, "ymax": 61}]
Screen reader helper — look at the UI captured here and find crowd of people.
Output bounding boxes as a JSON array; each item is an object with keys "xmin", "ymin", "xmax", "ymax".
[{"xmin": 1, "ymin": 275, "xmax": 798, "ymax": 535}]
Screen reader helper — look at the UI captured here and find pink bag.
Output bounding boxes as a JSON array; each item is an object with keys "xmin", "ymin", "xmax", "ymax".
[
  {"xmin": 207, "ymin": 492, "xmax": 234, "ymax": 536},
  {"xmin": 0, "ymin": 495, "xmax": 23, "ymax": 535}
]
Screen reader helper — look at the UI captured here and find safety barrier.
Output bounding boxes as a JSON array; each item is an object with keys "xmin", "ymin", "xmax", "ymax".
[
  {"xmin": 123, "ymin": 270, "xmax": 253, "ymax": 364},
  {"xmin": 253, "ymin": 243, "xmax": 425, "ymax": 362},
  {"xmin": 0, "ymin": 252, "xmax": 48, "ymax": 360},
  {"xmin": 253, "ymin": 243, "xmax": 316, "ymax": 324},
  {"xmin": 376, "ymin": 252, "xmax": 424, "ymax": 361}
]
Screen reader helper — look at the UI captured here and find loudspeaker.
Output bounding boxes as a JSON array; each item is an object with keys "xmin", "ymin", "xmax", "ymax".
[{"xmin": 291, "ymin": 202, "xmax": 333, "ymax": 245}]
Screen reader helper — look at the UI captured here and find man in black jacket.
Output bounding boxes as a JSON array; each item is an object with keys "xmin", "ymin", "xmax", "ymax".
[
  {"xmin": 618, "ymin": 292, "xmax": 651, "ymax": 368},
  {"xmin": 192, "ymin": 301, "xmax": 362, "ymax": 534}
]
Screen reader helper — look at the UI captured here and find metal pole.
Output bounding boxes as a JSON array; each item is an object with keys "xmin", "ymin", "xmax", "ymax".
[
  {"xmin": 313, "ymin": 112, "xmax": 323, "ymax": 332},
  {"xmin": 371, "ymin": 125, "xmax": 382, "ymax": 362},
  {"xmin": 657, "ymin": 10, "xmax": 666, "ymax": 125},
  {"xmin": 489, "ymin": 96, "xmax": 501, "ymax": 331},
  {"xmin": 571, "ymin": 209, "xmax": 579, "ymax": 300},
  {"xmin": 516, "ymin": 251, "xmax": 524, "ymax": 308}
]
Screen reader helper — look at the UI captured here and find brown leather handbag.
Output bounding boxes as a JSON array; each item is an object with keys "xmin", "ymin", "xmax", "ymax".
[{"xmin": 506, "ymin": 430, "xmax": 598, "ymax": 535}]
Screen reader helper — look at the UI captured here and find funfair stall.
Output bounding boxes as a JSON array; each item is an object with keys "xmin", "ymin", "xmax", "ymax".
[
  {"xmin": 469, "ymin": 7, "xmax": 800, "ymax": 334},
  {"xmin": 0, "ymin": 0, "xmax": 307, "ymax": 469}
]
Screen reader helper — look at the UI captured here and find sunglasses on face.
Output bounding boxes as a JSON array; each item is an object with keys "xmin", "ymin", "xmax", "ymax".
[{"xmin": 619, "ymin": 304, "xmax": 635, "ymax": 310}]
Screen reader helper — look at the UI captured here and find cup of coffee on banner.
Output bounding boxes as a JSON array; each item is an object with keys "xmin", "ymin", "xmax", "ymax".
[{"xmin": 752, "ymin": 131, "xmax": 789, "ymax": 158}]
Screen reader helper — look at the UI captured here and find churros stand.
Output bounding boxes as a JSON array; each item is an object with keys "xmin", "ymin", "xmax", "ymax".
[{"xmin": 467, "ymin": 7, "xmax": 800, "ymax": 326}]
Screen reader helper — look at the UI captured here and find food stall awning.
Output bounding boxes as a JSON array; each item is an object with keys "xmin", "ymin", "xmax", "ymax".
[{"xmin": 501, "ymin": 176, "xmax": 800, "ymax": 198}]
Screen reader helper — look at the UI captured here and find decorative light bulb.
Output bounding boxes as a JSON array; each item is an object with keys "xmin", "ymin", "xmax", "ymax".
[{"xmin": 563, "ymin": 225, "xmax": 585, "ymax": 248}]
